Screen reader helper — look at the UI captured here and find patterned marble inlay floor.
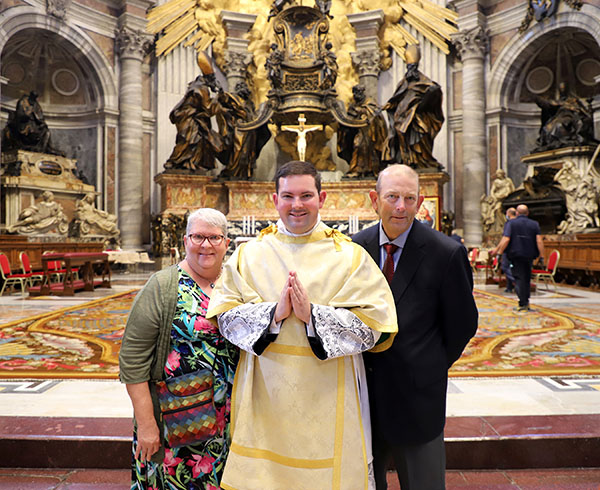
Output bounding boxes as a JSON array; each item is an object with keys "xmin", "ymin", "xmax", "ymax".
[{"xmin": 1, "ymin": 273, "xmax": 599, "ymax": 419}]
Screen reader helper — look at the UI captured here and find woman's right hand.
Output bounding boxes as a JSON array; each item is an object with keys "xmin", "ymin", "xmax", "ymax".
[
  {"xmin": 126, "ymin": 382, "xmax": 162, "ymax": 462},
  {"xmin": 135, "ymin": 420, "xmax": 161, "ymax": 462}
]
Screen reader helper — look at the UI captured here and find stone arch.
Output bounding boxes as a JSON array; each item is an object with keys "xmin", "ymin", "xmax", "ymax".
[
  {"xmin": 0, "ymin": 7, "xmax": 118, "ymax": 112},
  {"xmin": 488, "ymin": 7, "xmax": 600, "ymax": 110}
]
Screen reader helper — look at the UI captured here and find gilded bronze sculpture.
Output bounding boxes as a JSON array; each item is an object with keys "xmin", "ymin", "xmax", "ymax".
[
  {"xmin": 2, "ymin": 91, "xmax": 64, "ymax": 156},
  {"xmin": 216, "ymin": 81, "xmax": 271, "ymax": 179},
  {"xmin": 164, "ymin": 73, "xmax": 223, "ymax": 172},
  {"xmin": 265, "ymin": 43, "xmax": 285, "ymax": 91},
  {"xmin": 383, "ymin": 45, "xmax": 444, "ymax": 171},
  {"xmin": 534, "ymin": 81, "xmax": 596, "ymax": 152},
  {"xmin": 319, "ymin": 42, "xmax": 338, "ymax": 91},
  {"xmin": 337, "ymin": 85, "xmax": 387, "ymax": 178}
]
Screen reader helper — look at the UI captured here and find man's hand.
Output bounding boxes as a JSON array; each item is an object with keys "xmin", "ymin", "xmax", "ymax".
[
  {"xmin": 289, "ymin": 271, "xmax": 311, "ymax": 324},
  {"xmin": 274, "ymin": 275, "xmax": 292, "ymax": 322}
]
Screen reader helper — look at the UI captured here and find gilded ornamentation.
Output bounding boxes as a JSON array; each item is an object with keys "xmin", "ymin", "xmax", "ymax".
[
  {"xmin": 284, "ymin": 74, "xmax": 320, "ymax": 91},
  {"xmin": 147, "ymin": 0, "xmax": 458, "ymax": 106}
]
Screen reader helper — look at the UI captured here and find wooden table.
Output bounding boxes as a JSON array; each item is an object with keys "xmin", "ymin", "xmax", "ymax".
[{"xmin": 29, "ymin": 252, "xmax": 111, "ymax": 296}]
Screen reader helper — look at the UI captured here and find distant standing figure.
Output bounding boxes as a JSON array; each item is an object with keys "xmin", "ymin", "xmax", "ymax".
[
  {"xmin": 494, "ymin": 204, "xmax": 545, "ymax": 311},
  {"xmin": 382, "ymin": 45, "xmax": 444, "ymax": 170}
]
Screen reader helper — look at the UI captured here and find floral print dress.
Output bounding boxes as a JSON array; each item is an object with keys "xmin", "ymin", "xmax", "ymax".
[{"xmin": 131, "ymin": 268, "xmax": 239, "ymax": 490}]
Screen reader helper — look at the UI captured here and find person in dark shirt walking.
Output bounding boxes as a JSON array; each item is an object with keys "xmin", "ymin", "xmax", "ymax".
[{"xmin": 493, "ymin": 204, "xmax": 545, "ymax": 311}]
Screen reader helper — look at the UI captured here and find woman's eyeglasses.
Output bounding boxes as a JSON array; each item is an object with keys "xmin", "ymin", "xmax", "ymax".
[{"xmin": 187, "ymin": 234, "xmax": 225, "ymax": 246}]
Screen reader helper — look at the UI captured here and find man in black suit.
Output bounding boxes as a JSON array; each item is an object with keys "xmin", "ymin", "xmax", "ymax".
[{"xmin": 353, "ymin": 164, "xmax": 478, "ymax": 489}]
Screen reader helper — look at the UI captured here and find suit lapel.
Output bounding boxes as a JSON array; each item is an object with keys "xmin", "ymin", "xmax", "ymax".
[
  {"xmin": 391, "ymin": 220, "xmax": 427, "ymax": 301},
  {"xmin": 363, "ymin": 225, "xmax": 381, "ymax": 265}
]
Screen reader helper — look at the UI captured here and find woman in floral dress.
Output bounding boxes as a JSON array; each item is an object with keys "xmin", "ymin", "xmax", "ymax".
[{"xmin": 120, "ymin": 208, "xmax": 238, "ymax": 489}]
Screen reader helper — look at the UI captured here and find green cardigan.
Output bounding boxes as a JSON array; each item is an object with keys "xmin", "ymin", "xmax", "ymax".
[{"xmin": 119, "ymin": 265, "xmax": 179, "ymax": 462}]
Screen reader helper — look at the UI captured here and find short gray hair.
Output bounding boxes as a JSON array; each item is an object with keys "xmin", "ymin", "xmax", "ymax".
[{"xmin": 186, "ymin": 208, "xmax": 228, "ymax": 238}]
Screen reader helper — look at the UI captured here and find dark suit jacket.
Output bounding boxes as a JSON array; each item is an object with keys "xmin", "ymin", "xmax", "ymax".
[{"xmin": 353, "ymin": 220, "xmax": 478, "ymax": 445}]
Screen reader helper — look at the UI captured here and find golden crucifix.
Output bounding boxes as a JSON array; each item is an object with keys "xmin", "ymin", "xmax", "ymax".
[{"xmin": 281, "ymin": 113, "xmax": 323, "ymax": 161}]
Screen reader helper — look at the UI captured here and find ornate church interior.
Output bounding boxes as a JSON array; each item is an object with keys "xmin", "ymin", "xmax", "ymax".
[{"xmin": 1, "ymin": 0, "xmax": 600, "ymax": 487}]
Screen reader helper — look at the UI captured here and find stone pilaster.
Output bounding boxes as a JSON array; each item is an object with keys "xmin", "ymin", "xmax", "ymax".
[
  {"xmin": 220, "ymin": 11, "xmax": 257, "ymax": 91},
  {"xmin": 452, "ymin": 26, "xmax": 489, "ymax": 247},
  {"xmin": 116, "ymin": 25, "xmax": 152, "ymax": 249},
  {"xmin": 347, "ymin": 10, "xmax": 384, "ymax": 102}
]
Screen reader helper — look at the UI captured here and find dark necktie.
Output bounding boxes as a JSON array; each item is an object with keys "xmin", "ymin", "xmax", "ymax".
[{"xmin": 383, "ymin": 243, "xmax": 399, "ymax": 284}]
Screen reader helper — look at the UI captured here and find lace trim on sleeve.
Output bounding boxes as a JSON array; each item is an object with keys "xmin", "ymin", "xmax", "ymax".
[
  {"xmin": 311, "ymin": 305, "xmax": 376, "ymax": 359},
  {"xmin": 217, "ymin": 302, "xmax": 277, "ymax": 354}
]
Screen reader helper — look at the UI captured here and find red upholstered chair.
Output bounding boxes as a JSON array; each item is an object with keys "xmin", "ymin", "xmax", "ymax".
[
  {"xmin": 19, "ymin": 252, "xmax": 44, "ymax": 286},
  {"xmin": 43, "ymin": 251, "xmax": 64, "ymax": 283},
  {"xmin": 476, "ymin": 254, "xmax": 499, "ymax": 283},
  {"xmin": 0, "ymin": 252, "xmax": 31, "ymax": 296},
  {"xmin": 42, "ymin": 251, "xmax": 79, "ymax": 282},
  {"xmin": 532, "ymin": 249, "xmax": 560, "ymax": 291}
]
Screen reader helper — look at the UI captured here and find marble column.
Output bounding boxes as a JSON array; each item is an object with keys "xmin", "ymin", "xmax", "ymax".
[
  {"xmin": 116, "ymin": 26, "xmax": 152, "ymax": 249},
  {"xmin": 347, "ymin": 10, "xmax": 384, "ymax": 103},
  {"xmin": 0, "ymin": 76, "xmax": 7, "ymax": 157},
  {"xmin": 452, "ymin": 26, "xmax": 489, "ymax": 247},
  {"xmin": 220, "ymin": 11, "xmax": 257, "ymax": 91},
  {"xmin": 0, "ymin": 76, "xmax": 6, "ymax": 217}
]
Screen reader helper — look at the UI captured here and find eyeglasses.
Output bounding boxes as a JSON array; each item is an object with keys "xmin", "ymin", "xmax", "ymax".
[{"xmin": 187, "ymin": 234, "xmax": 225, "ymax": 246}]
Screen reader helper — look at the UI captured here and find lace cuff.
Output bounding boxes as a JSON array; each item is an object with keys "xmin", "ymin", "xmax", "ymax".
[
  {"xmin": 217, "ymin": 302, "xmax": 277, "ymax": 355},
  {"xmin": 311, "ymin": 305, "xmax": 377, "ymax": 359}
]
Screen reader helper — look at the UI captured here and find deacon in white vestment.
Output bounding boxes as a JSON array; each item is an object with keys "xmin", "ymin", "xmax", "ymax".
[{"xmin": 207, "ymin": 161, "xmax": 397, "ymax": 490}]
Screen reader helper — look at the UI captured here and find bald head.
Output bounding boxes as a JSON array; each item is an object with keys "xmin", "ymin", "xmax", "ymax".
[
  {"xmin": 506, "ymin": 207, "xmax": 517, "ymax": 219},
  {"xmin": 376, "ymin": 164, "xmax": 420, "ymax": 195},
  {"xmin": 516, "ymin": 204, "xmax": 529, "ymax": 216}
]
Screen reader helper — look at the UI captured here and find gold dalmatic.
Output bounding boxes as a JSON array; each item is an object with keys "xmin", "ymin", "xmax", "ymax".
[{"xmin": 207, "ymin": 222, "xmax": 397, "ymax": 489}]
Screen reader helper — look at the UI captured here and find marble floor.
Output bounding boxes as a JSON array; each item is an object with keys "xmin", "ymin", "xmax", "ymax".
[
  {"xmin": 1, "ymin": 272, "xmax": 599, "ymax": 420},
  {"xmin": 0, "ymin": 271, "xmax": 599, "ymax": 488}
]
